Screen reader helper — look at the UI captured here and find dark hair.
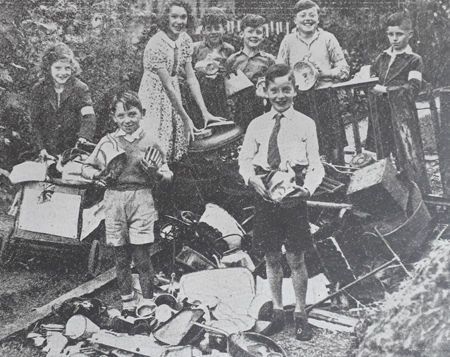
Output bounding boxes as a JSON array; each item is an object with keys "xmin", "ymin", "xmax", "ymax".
[
  {"xmin": 110, "ymin": 90, "xmax": 143, "ymax": 115},
  {"xmin": 265, "ymin": 63, "xmax": 295, "ymax": 86},
  {"xmin": 240, "ymin": 14, "xmax": 266, "ymax": 30},
  {"xmin": 386, "ymin": 12, "xmax": 412, "ymax": 31},
  {"xmin": 293, "ymin": 0, "xmax": 320, "ymax": 13},
  {"xmin": 202, "ymin": 7, "xmax": 227, "ymax": 27},
  {"xmin": 40, "ymin": 43, "xmax": 81, "ymax": 82},
  {"xmin": 158, "ymin": 0, "xmax": 195, "ymax": 33}
]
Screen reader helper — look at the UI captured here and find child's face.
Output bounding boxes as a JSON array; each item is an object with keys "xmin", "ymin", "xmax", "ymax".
[
  {"xmin": 240, "ymin": 26, "xmax": 264, "ymax": 51},
  {"xmin": 113, "ymin": 102, "xmax": 142, "ymax": 135},
  {"xmin": 203, "ymin": 23, "xmax": 225, "ymax": 46},
  {"xmin": 265, "ymin": 74, "xmax": 296, "ymax": 113},
  {"xmin": 387, "ymin": 26, "xmax": 412, "ymax": 51},
  {"xmin": 295, "ymin": 7, "xmax": 319, "ymax": 35},
  {"xmin": 166, "ymin": 5, "xmax": 188, "ymax": 39},
  {"xmin": 51, "ymin": 59, "xmax": 72, "ymax": 86}
]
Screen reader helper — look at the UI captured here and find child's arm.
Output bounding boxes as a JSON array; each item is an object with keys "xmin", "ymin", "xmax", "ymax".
[
  {"xmin": 29, "ymin": 85, "xmax": 52, "ymax": 159},
  {"xmin": 75, "ymin": 82, "xmax": 96, "ymax": 143},
  {"xmin": 321, "ymin": 34, "xmax": 349, "ymax": 80},
  {"xmin": 389, "ymin": 55, "xmax": 423, "ymax": 97},
  {"xmin": 302, "ymin": 120, "xmax": 325, "ymax": 196},
  {"xmin": 371, "ymin": 54, "xmax": 388, "ymax": 94},
  {"xmin": 81, "ymin": 141, "xmax": 107, "ymax": 180},
  {"xmin": 238, "ymin": 121, "xmax": 270, "ymax": 200}
]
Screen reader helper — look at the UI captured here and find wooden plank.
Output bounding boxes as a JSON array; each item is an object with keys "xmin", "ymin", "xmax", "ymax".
[
  {"xmin": 368, "ymin": 91, "xmax": 385, "ymax": 159},
  {"xmin": 0, "ymin": 268, "xmax": 116, "ymax": 342},
  {"xmin": 309, "ymin": 308, "xmax": 359, "ymax": 328},
  {"xmin": 388, "ymin": 88, "xmax": 431, "ymax": 194},
  {"xmin": 309, "ymin": 318, "xmax": 355, "ymax": 333}
]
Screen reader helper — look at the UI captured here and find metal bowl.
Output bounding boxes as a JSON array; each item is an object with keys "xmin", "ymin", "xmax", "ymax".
[{"xmin": 293, "ymin": 60, "xmax": 319, "ymax": 91}]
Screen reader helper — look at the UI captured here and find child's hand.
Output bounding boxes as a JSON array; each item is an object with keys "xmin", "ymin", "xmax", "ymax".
[
  {"xmin": 156, "ymin": 164, "xmax": 173, "ymax": 182},
  {"xmin": 203, "ymin": 112, "xmax": 226, "ymax": 128},
  {"xmin": 249, "ymin": 175, "xmax": 271, "ymax": 200}
]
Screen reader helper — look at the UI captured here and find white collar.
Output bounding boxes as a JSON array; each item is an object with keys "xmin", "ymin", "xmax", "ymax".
[
  {"xmin": 160, "ymin": 30, "xmax": 182, "ymax": 49},
  {"xmin": 384, "ymin": 44, "xmax": 413, "ymax": 56},
  {"xmin": 114, "ymin": 127, "xmax": 143, "ymax": 142},
  {"xmin": 268, "ymin": 106, "xmax": 295, "ymax": 120}
]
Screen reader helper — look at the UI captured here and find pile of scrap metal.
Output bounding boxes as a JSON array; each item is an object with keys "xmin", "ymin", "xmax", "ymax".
[
  {"xmin": 26, "ymin": 268, "xmax": 290, "ymax": 357},
  {"xmin": 305, "ymin": 156, "xmax": 432, "ymax": 303}
]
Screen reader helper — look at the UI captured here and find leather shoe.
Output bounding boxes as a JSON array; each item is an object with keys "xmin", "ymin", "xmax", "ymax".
[
  {"xmin": 265, "ymin": 309, "xmax": 285, "ymax": 336},
  {"xmin": 295, "ymin": 316, "xmax": 313, "ymax": 341}
]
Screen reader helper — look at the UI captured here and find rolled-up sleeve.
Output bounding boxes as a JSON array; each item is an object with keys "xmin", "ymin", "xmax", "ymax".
[{"xmin": 327, "ymin": 34, "xmax": 349, "ymax": 77}]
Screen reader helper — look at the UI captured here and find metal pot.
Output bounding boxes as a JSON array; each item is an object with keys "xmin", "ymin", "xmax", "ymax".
[
  {"xmin": 292, "ymin": 54, "xmax": 319, "ymax": 91},
  {"xmin": 192, "ymin": 322, "xmax": 287, "ymax": 357}
]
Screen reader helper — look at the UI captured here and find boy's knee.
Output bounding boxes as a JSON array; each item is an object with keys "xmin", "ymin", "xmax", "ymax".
[
  {"xmin": 286, "ymin": 251, "xmax": 306, "ymax": 271},
  {"xmin": 265, "ymin": 251, "xmax": 283, "ymax": 266}
]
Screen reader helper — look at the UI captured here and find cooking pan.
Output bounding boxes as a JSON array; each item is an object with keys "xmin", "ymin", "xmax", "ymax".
[
  {"xmin": 292, "ymin": 54, "xmax": 319, "ymax": 91},
  {"xmin": 153, "ymin": 308, "xmax": 205, "ymax": 346},
  {"xmin": 192, "ymin": 322, "xmax": 287, "ymax": 357}
]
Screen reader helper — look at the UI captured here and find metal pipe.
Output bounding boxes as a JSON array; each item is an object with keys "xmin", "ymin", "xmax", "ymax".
[{"xmin": 306, "ymin": 258, "xmax": 397, "ymax": 313}]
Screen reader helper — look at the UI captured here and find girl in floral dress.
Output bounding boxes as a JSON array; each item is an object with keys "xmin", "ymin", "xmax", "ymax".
[{"xmin": 138, "ymin": 0, "xmax": 223, "ymax": 163}]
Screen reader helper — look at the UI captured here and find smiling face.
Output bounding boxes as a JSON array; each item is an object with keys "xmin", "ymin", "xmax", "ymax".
[
  {"xmin": 387, "ymin": 25, "xmax": 412, "ymax": 52},
  {"xmin": 294, "ymin": 7, "xmax": 319, "ymax": 35},
  {"xmin": 50, "ymin": 59, "xmax": 72, "ymax": 86},
  {"xmin": 203, "ymin": 23, "xmax": 225, "ymax": 46},
  {"xmin": 265, "ymin": 74, "xmax": 296, "ymax": 113},
  {"xmin": 113, "ymin": 102, "xmax": 142, "ymax": 135},
  {"xmin": 241, "ymin": 26, "xmax": 264, "ymax": 51},
  {"xmin": 166, "ymin": 5, "xmax": 188, "ymax": 40}
]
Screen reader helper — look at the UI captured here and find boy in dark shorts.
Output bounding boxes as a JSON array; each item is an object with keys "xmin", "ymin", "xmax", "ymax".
[{"xmin": 238, "ymin": 63, "xmax": 324, "ymax": 340}]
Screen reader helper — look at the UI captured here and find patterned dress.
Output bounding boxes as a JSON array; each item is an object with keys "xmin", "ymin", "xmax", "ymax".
[{"xmin": 138, "ymin": 30, "xmax": 193, "ymax": 163}]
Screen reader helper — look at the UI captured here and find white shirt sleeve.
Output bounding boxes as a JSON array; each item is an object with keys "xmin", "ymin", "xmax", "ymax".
[
  {"xmin": 303, "ymin": 120, "xmax": 325, "ymax": 195},
  {"xmin": 238, "ymin": 122, "xmax": 259, "ymax": 185}
]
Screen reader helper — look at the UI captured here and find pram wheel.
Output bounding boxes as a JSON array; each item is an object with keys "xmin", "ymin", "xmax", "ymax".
[{"xmin": 87, "ymin": 239, "xmax": 102, "ymax": 277}]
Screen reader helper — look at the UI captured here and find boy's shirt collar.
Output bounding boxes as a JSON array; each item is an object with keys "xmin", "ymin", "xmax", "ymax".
[
  {"xmin": 295, "ymin": 27, "xmax": 321, "ymax": 45},
  {"xmin": 384, "ymin": 44, "xmax": 413, "ymax": 56},
  {"xmin": 268, "ymin": 106, "xmax": 295, "ymax": 120},
  {"xmin": 238, "ymin": 48, "xmax": 263, "ymax": 58},
  {"xmin": 114, "ymin": 127, "xmax": 144, "ymax": 143}
]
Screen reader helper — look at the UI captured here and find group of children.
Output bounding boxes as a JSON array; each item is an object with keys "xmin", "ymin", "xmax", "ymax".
[{"xmin": 27, "ymin": 0, "xmax": 424, "ymax": 343}]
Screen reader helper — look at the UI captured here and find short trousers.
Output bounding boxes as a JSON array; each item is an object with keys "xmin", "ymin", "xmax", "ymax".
[
  {"xmin": 103, "ymin": 188, "xmax": 157, "ymax": 247},
  {"xmin": 253, "ymin": 195, "xmax": 314, "ymax": 254}
]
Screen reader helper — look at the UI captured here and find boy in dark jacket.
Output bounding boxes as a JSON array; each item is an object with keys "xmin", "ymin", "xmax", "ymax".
[{"xmin": 366, "ymin": 12, "xmax": 423, "ymax": 158}]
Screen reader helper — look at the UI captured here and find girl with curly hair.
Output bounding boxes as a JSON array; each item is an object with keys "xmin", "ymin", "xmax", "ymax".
[
  {"xmin": 30, "ymin": 43, "xmax": 96, "ymax": 159},
  {"xmin": 138, "ymin": 0, "xmax": 223, "ymax": 163}
]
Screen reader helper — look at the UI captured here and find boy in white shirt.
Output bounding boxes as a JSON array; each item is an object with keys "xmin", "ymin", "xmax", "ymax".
[{"xmin": 239, "ymin": 63, "xmax": 324, "ymax": 340}]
